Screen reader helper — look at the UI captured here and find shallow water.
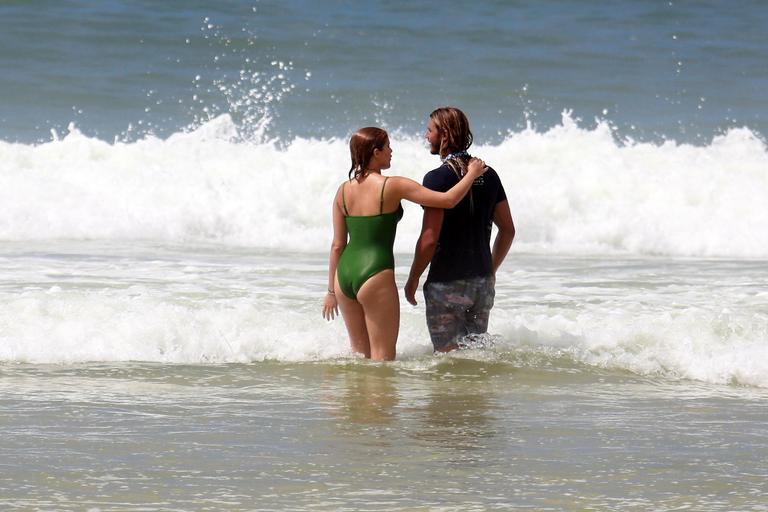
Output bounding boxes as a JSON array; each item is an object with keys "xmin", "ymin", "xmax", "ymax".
[
  {"xmin": 1, "ymin": 243, "xmax": 767, "ymax": 509},
  {"xmin": 2, "ymin": 361, "xmax": 767, "ymax": 510}
]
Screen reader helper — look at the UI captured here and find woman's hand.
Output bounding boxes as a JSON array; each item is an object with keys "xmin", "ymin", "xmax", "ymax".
[
  {"xmin": 467, "ymin": 157, "xmax": 488, "ymax": 177},
  {"xmin": 322, "ymin": 292, "xmax": 339, "ymax": 320}
]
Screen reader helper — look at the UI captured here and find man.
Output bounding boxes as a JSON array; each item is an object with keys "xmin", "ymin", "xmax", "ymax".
[{"xmin": 405, "ymin": 107, "xmax": 515, "ymax": 352}]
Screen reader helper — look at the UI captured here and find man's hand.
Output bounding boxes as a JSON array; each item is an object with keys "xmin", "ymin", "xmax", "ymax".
[{"xmin": 404, "ymin": 277, "xmax": 419, "ymax": 305}]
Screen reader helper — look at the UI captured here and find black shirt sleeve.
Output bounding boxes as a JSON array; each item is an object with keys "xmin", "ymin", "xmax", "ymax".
[
  {"xmin": 495, "ymin": 173, "xmax": 507, "ymax": 204},
  {"xmin": 423, "ymin": 166, "xmax": 456, "ymax": 193}
]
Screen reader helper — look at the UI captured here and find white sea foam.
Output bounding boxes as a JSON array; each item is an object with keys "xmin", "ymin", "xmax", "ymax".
[
  {"xmin": 494, "ymin": 307, "xmax": 768, "ymax": 388},
  {"xmin": 1, "ymin": 113, "xmax": 766, "ymax": 257},
  {"xmin": 1, "ymin": 245, "xmax": 765, "ymax": 388},
  {"xmin": 0, "ymin": 289, "xmax": 349, "ymax": 364},
  {"xmin": 3, "ymin": 279, "xmax": 767, "ymax": 388}
]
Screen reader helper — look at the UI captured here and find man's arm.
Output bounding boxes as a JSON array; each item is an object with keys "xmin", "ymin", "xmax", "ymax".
[
  {"xmin": 491, "ymin": 200, "xmax": 515, "ymax": 274},
  {"xmin": 404, "ymin": 207, "xmax": 444, "ymax": 305}
]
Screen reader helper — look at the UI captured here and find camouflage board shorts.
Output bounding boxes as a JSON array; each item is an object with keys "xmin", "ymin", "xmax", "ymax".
[{"xmin": 424, "ymin": 275, "xmax": 495, "ymax": 351}]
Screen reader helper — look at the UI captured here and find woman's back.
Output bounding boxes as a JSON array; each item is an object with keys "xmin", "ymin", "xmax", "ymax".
[
  {"xmin": 337, "ymin": 175, "xmax": 403, "ymax": 299},
  {"xmin": 339, "ymin": 174, "xmax": 402, "ymax": 217}
]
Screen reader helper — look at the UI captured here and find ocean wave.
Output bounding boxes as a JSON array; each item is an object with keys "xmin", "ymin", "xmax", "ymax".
[
  {"xmin": 494, "ymin": 308, "xmax": 768, "ymax": 389},
  {"xmin": 3, "ymin": 286, "xmax": 766, "ymax": 388},
  {"xmin": 1, "ymin": 113, "xmax": 766, "ymax": 257}
]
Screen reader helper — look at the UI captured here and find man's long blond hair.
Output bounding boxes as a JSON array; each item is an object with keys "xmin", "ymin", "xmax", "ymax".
[
  {"xmin": 430, "ymin": 107, "xmax": 473, "ymax": 159},
  {"xmin": 431, "ymin": 107, "xmax": 478, "ymax": 212},
  {"xmin": 430, "ymin": 107, "xmax": 474, "ymax": 179}
]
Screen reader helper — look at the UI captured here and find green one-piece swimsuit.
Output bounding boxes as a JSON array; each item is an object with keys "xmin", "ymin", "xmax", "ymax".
[{"xmin": 337, "ymin": 177, "xmax": 403, "ymax": 300}]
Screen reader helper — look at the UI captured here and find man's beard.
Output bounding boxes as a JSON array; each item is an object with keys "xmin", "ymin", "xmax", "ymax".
[{"xmin": 429, "ymin": 141, "xmax": 440, "ymax": 155}]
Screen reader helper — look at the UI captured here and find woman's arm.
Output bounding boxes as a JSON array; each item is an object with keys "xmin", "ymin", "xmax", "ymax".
[
  {"xmin": 322, "ymin": 185, "xmax": 347, "ymax": 320},
  {"xmin": 391, "ymin": 158, "xmax": 487, "ymax": 208}
]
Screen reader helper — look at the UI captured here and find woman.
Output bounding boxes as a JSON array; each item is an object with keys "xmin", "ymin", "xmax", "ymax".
[{"xmin": 322, "ymin": 127, "xmax": 486, "ymax": 360}]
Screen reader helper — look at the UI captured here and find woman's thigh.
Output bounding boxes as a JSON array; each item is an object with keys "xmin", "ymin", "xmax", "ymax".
[
  {"xmin": 335, "ymin": 273, "xmax": 371, "ymax": 358},
  {"xmin": 356, "ymin": 269, "xmax": 399, "ymax": 360}
]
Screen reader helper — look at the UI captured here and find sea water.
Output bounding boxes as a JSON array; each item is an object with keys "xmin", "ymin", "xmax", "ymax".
[{"xmin": 2, "ymin": 1, "xmax": 768, "ymax": 510}]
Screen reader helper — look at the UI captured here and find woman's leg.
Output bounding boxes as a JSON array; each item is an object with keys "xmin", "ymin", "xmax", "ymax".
[
  {"xmin": 356, "ymin": 269, "xmax": 399, "ymax": 361},
  {"xmin": 335, "ymin": 273, "xmax": 371, "ymax": 358}
]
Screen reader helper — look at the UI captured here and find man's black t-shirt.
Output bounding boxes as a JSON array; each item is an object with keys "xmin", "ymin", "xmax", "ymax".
[{"xmin": 423, "ymin": 162, "xmax": 507, "ymax": 283}]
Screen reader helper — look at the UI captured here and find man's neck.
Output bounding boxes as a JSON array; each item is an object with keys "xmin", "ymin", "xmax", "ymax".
[{"xmin": 441, "ymin": 150, "xmax": 470, "ymax": 162}]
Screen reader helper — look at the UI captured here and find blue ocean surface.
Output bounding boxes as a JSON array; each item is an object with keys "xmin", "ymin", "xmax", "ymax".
[{"xmin": 1, "ymin": 0, "xmax": 766, "ymax": 143}]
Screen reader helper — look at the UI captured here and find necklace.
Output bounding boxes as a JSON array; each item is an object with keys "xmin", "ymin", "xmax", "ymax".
[{"xmin": 442, "ymin": 150, "xmax": 470, "ymax": 162}]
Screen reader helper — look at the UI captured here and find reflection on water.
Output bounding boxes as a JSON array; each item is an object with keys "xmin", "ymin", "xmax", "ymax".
[
  {"xmin": 320, "ymin": 358, "xmax": 503, "ymax": 468},
  {"xmin": 409, "ymin": 358, "xmax": 501, "ymax": 467},
  {"xmin": 3, "ymin": 361, "xmax": 768, "ymax": 510},
  {"xmin": 416, "ymin": 388, "xmax": 495, "ymax": 452},
  {"xmin": 417, "ymin": 376, "xmax": 495, "ymax": 446},
  {"xmin": 322, "ymin": 364, "xmax": 400, "ymax": 427}
]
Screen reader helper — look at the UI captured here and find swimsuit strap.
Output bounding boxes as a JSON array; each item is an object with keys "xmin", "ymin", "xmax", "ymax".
[
  {"xmin": 341, "ymin": 182, "xmax": 349, "ymax": 216},
  {"xmin": 380, "ymin": 177, "xmax": 390, "ymax": 215}
]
